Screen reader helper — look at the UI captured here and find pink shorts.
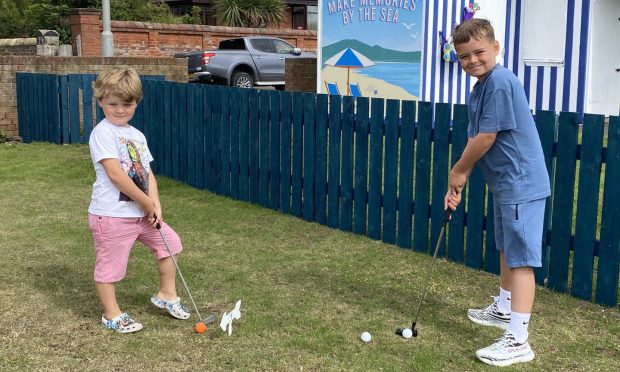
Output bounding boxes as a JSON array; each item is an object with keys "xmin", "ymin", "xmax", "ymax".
[{"xmin": 88, "ymin": 213, "xmax": 183, "ymax": 283}]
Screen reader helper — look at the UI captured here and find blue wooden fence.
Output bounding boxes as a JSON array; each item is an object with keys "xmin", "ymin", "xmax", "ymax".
[{"xmin": 15, "ymin": 72, "xmax": 620, "ymax": 307}]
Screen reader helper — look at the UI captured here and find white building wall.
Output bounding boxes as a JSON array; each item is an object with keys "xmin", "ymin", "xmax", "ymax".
[{"xmin": 421, "ymin": 0, "xmax": 591, "ymax": 115}]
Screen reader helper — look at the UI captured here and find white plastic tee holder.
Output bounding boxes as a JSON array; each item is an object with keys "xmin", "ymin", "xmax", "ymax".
[{"xmin": 220, "ymin": 300, "xmax": 242, "ymax": 335}]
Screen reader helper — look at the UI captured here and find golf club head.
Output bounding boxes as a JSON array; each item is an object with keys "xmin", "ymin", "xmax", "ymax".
[
  {"xmin": 411, "ymin": 322, "xmax": 418, "ymax": 337},
  {"xmin": 202, "ymin": 313, "xmax": 217, "ymax": 324}
]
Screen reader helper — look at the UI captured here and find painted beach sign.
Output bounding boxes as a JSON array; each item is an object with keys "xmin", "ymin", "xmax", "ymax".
[{"xmin": 319, "ymin": 0, "xmax": 424, "ymax": 100}]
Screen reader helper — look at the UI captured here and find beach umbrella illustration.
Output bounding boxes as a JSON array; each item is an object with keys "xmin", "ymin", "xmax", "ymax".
[{"xmin": 324, "ymin": 48, "xmax": 375, "ymax": 94}]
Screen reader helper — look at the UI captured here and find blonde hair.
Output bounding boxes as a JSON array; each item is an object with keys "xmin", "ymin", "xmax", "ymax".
[
  {"xmin": 93, "ymin": 67, "xmax": 143, "ymax": 102},
  {"xmin": 452, "ymin": 18, "xmax": 495, "ymax": 45}
]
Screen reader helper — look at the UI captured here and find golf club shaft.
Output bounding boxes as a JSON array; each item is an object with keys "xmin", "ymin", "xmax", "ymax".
[
  {"xmin": 412, "ymin": 209, "xmax": 451, "ymax": 325},
  {"xmin": 156, "ymin": 225, "xmax": 203, "ymax": 321}
]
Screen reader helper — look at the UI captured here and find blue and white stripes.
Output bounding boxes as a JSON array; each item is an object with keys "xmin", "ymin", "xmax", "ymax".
[{"xmin": 421, "ymin": 0, "xmax": 590, "ymax": 115}]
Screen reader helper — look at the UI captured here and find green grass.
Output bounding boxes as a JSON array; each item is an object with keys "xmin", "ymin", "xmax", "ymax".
[{"xmin": 0, "ymin": 143, "xmax": 618, "ymax": 371}]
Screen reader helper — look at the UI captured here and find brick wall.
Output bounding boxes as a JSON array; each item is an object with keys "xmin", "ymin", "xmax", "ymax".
[
  {"xmin": 70, "ymin": 9, "xmax": 317, "ymax": 58},
  {"xmin": 0, "ymin": 56, "xmax": 186, "ymax": 138},
  {"xmin": 285, "ymin": 58, "xmax": 317, "ymax": 92}
]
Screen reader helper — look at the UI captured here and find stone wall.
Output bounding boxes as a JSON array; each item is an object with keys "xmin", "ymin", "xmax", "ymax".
[
  {"xmin": 285, "ymin": 58, "xmax": 317, "ymax": 92},
  {"xmin": 0, "ymin": 38, "xmax": 37, "ymax": 56},
  {"xmin": 0, "ymin": 56, "xmax": 186, "ymax": 138}
]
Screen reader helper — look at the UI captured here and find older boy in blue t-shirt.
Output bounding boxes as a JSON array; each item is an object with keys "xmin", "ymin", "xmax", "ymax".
[{"xmin": 444, "ymin": 19, "xmax": 550, "ymax": 367}]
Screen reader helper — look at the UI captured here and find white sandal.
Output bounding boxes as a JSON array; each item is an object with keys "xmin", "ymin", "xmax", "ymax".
[
  {"xmin": 151, "ymin": 295, "xmax": 191, "ymax": 320},
  {"xmin": 101, "ymin": 312, "xmax": 143, "ymax": 333}
]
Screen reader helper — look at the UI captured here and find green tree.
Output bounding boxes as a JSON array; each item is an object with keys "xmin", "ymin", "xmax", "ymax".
[
  {"xmin": 215, "ymin": 0, "xmax": 285, "ymax": 28},
  {"xmin": 0, "ymin": 0, "xmax": 72, "ymax": 43}
]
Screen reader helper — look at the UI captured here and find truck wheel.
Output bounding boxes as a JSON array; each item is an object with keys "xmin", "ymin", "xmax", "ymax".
[{"xmin": 231, "ymin": 72, "xmax": 254, "ymax": 88}]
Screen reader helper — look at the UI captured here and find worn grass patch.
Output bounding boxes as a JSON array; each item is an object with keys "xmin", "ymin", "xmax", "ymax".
[{"xmin": 0, "ymin": 143, "xmax": 618, "ymax": 371}]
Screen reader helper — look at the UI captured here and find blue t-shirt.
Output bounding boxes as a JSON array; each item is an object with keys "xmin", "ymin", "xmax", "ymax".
[{"xmin": 467, "ymin": 64, "xmax": 550, "ymax": 204}]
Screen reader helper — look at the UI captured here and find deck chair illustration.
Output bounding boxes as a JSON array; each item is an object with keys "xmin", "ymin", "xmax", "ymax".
[
  {"xmin": 324, "ymin": 82, "xmax": 341, "ymax": 95},
  {"xmin": 349, "ymin": 83, "xmax": 362, "ymax": 97}
]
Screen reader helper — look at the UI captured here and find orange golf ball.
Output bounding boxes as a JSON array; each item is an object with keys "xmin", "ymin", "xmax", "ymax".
[{"xmin": 195, "ymin": 322, "xmax": 207, "ymax": 334}]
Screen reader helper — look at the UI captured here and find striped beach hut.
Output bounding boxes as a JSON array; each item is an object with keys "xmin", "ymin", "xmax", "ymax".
[{"xmin": 421, "ymin": 0, "xmax": 619, "ymax": 116}]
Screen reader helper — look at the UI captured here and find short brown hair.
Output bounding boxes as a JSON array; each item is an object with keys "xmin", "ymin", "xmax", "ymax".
[
  {"xmin": 452, "ymin": 19, "xmax": 495, "ymax": 45},
  {"xmin": 93, "ymin": 67, "xmax": 142, "ymax": 102}
]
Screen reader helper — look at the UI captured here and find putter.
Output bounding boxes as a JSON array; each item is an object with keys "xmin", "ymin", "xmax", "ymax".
[
  {"xmin": 397, "ymin": 208, "xmax": 451, "ymax": 338},
  {"xmin": 156, "ymin": 221, "xmax": 216, "ymax": 325}
]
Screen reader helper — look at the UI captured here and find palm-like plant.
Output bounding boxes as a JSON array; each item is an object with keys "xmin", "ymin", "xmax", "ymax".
[{"xmin": 215, "ymin": 0, "xmax": 285, "ymax": 28}]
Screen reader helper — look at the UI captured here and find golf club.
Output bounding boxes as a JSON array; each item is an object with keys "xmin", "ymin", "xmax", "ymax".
[
  {"xmin": 397, "ymin": 208, "xmax": 451, "ymax": 338},
  {"xmin": 156, "ymin": 221, "xmax": 216, "ymax": 325}
]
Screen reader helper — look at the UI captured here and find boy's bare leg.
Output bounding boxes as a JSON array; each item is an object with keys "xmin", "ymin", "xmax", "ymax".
[
  {"xmin": 509, "ymin": 267, "xmax": 535, "ymax": 313},
  {"xmin": 499, "ymin": 252, "xmax": 512, "ymax": 291},
  {"xmin": 156, "ymin": 256, "xmax": 179, "ymax": 300},
  {"xmin": 95, "ymin": 282, "xmax": 122, "ymax": 320}
]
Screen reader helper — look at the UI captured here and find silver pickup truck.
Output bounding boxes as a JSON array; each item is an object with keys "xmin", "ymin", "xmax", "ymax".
[{"xmin": 174, "ymin": 36, "xmax": 315, "ymax": 89}]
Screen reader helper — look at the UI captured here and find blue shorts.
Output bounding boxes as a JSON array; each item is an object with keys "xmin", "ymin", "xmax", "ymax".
[{"xmin": 494, "ymin": 198, "xmax": 546, "ymax": 268}]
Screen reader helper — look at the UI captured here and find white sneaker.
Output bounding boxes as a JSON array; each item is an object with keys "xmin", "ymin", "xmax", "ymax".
[
  {"xmin": 468, "ymin": 296, "xmax": 510, "ymax": 329},
  {"xmin": 476, "ymin": 329, "xmax": 535, "ymax": 367}
]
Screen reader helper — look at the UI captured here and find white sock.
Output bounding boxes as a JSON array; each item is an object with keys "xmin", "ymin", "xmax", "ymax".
[
  {"xmin": 509, "ymin": 311, "xmax": 531, "ymax": 343},
  {"xmin": 498, "ymin": 287, "xmax": 512, "ymax": 314}
]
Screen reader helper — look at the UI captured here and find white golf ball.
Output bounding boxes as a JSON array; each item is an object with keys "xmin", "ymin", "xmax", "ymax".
[
  {"xmin": 402, "ymin": 328, "xmax": 413, "ymax": 339},
  {"xmin": 360, "ymin": 331, "xmax": 372, "ymax": 343}
]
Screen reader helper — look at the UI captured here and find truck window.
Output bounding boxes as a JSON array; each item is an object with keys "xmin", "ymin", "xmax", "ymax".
[
  {"xmin": 250, "ymin": 39, "xmax": 275, "ymax": 53},
  {"xmin": 219, "ymin": 38, "xmax": 245, "ymax": 50},
  {"xmin": 273, "ymin": 39, "xmax": 295, "ymax": 54}
]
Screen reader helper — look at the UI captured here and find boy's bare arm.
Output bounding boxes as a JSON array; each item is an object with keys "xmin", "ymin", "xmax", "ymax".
[
  {"xmin": 100, "ymin": 158, "xmax": 155, "ymax": 217},
  {"xmin": 450, "ymin": 132, "xmax": 497, "ymax": 193},
  {"xmin": 147, "ymin": 171, "xmax": 162, "ymax": 225}
]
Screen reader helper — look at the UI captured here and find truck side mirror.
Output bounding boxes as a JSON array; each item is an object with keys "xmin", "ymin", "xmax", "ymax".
[{"xmin": 292, "ymin": 47, "xmax": 302, "ymax": 56}]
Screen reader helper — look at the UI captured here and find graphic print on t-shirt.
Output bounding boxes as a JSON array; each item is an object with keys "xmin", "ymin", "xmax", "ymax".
[{"xmin": 118, "ymin": 137, "xmax": 149, "ymax": 201}]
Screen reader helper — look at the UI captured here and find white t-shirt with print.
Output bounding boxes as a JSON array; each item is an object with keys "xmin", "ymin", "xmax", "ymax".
[{"xmin": 88, "ymin": 118, "xmax": 154, "ymax": 217}]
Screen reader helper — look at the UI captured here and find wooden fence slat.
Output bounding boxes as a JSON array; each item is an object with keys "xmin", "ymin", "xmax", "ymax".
[
  {"xmin": 203, "ymin": 85, "xmax": 214, "ymax": 190},
  {"xmin": 447, "ymin": 104, "xmax": 468, "ymax": 262},
  {"xmin": 68, "ymin": 74, "xmax": 80, "ymax": 144},
  {"xmin": 353, "ymin": 97, "xmax": 370, "ymax": 235},
  {"xmin": 413, "ymin": 101, "xmax": 433, "ymax": 252},
  {"xmin": 314, "ymin": 94, "xmax": 328, "ymax": 224},
  {"xmin": 80, "ymin": 75, "xmax": 94, "ymax": 142},
  {"xmin": 548, "ymin": 112, "xmax": 579, "ymax": 293},
  {"xmin": 302, "ymin": 93, "xmax": 315, "ymax": 220},
  {"xmin": 570, "ymin": 114, "xmax": 604, "ymax": 300},
  {"xmin": 180, "ymin": 84, "xmax": 190, "ymax": 183},
  {"xmin": 291, "ymin": 93, "xmax": 303, "ymax": 217},
  {"xmin": 163, "ymin": 82, "xmax": 172, "ymax": 177},
  {"xmin": 238, "ymin": 89, "xmax": 250, "ymax": 199},
  {"xmin": 46, "ymin": 75, "xmax": 57, "ymax": 143},
  {"xmin": 368, "ymin": 98, "xmax": 384, "ymax": 240},
  {"xmin": 36, "ymin": 74, "xmax": 44, "ymax": 142},
  {"xmin": 431, "ymin": 103, "xmax": 451, "ymax": 257},
  {"xmin": 535, "ymin": 110, "xmax": 556, "ymax": 284},
  {"xmin": 229, "ymin": 88, "xmax": 240, "ymax": 198},
  {"xmin": 220, "ymin": 87, "xmax": 231, "ymax": 196},
  {"xmin": 211, "ymin": 86, "xmax": 222, "ymax": 193},
  {"xmin": 170, "ymin": 83, "xmax": 181, "ymax": 180},
  {"xmin": 258, "ymin": 91, "xmax": 270, "ymax": 206},
  {"xmin": 382, "ymin": 99, "xmax": 399, "ymax": 244},
  {"xmin": 397, "ymin": 100, "xmax": 416, "ymax": 248},
  {"xmin": 465, "ymin": 167, "xmax": 485, "ymax": 269},
  {"xmin": 327, "ymin": 95, "xmax": 342, "ymax": 228},
  {"xmin": 279, "ymin": 92, "xmax": 292, "ymax": 213},
  {"xmin": 269, "ymin": 90, "xmax": 281, "ymax": 210},
  {"xmin": 51, "ymin": 75, "xmax": 62, "ymax": 144},
  {"xmin": 340, "ymin": 96, "xmax": 355, "ymax": 231},
  {"xmin": 595, "ymin": 116, "xmax": 620, "ymax": 306},
  {"xmin": 193, "ymin": 84, "xmax": 204, "ymax": 188},
  {"xmin": 249, "ymin": 89, "xmax": 260, "ymax": 203},
  {"xmin": 186, "ymin": 84, "xmax": 197, "ymax": 188}
]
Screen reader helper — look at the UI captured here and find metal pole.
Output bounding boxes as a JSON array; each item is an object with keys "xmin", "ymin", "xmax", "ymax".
[{"xmin": 101, "ymin": 0, "xmax": 114, "ymax": 57}]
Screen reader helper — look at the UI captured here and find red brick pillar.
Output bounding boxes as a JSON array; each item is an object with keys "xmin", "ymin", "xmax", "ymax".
[{"xmin": 70, "ymin": 9, "xmax": 102, "ymax": 57}]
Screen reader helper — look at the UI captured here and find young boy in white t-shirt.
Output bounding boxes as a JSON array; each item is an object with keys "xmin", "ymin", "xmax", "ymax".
[{"xmin": 88, "ymin": 67, "xmax": 190, "ymax": 333}]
